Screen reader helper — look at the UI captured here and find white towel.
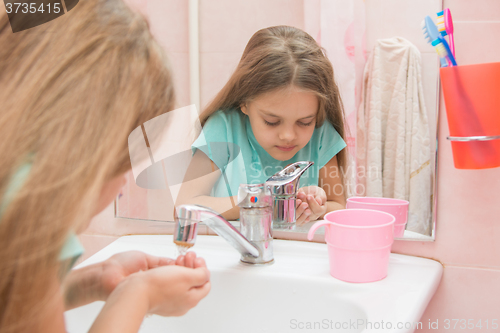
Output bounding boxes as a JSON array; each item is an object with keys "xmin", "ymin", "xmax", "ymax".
[{"xmin": 357, "ymin": 37, "xmax": 432, "ymax": 236}]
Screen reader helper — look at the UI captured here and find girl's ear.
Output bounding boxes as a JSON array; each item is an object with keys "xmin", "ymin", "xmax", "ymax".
[{"xmin": 240, "ymin": 103, "xmax": 248, "ymax": 115}]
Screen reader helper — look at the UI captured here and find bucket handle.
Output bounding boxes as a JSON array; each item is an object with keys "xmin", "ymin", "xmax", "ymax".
[{"xmin": 307, "ymin": 220, "xmax": 333, "ymax": 241}]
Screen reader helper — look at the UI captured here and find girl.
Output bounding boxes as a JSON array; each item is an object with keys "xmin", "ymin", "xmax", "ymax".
[
  {"xmin": 177, "ymin": 26, "xmax": 348, "ymax": 225},
  {"xmin": 0, "ymin": 1, "xmax": 210, "ymax": 332}
]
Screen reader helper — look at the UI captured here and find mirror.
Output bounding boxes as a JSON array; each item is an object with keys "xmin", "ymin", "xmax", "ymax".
[{"xmin": 116, "ymin": 0, "xmax": 441, "ymax": 241}]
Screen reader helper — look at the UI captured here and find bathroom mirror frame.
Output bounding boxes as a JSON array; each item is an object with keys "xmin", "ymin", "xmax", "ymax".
[{"xmin": 115, "ymin": 0, "xmax": 442, "ymax": 242}]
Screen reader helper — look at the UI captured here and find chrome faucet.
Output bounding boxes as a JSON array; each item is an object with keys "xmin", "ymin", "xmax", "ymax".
[
  {"xmin": 266, "ymin": 161, "xmax": 314, "ymax": 230},
  {"xmin": 173, "ymin": 161, "xmax": 312, "ymax": 263},
  {"xmin": 173, "ymin": 202, "xmax": 273, "ymax": 264}
]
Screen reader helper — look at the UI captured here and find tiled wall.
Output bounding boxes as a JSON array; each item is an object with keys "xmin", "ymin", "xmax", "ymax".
[
  {"xmin": 198, "ymin": 0, "xmax": 304, "ymax": 109},
  {"xmin": 81, "ymin": 0, "xmax": 500, "ymax": 328},
  {"xmin": 391, "ymin": 0, "xmax": 500, "ymax": 330}
]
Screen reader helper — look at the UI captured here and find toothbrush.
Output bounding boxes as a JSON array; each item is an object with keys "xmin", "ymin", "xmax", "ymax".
[
  {"xmin": 430, "ymin": 38, "xmax": 449, "ymax": 67},
  {"xmin": 438, "ymin": 35, "xmax": 456, "ymax": 66},
  {"xmin": 436, "ymin": 10, "xmax": 448, "ymax": 37},
  {"xmin": 422, "ymin": 16, "xmax": 447, "ymax": 67},
  {"xmin": 436, "ymin": 9, "xmax": 455, "ymax": 57},
  {"xmin": 422, "ymin": 16, "xmax": 457, "ymax": 67}
]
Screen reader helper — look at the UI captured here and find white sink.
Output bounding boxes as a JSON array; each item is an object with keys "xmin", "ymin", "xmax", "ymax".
[{"xmin": 65, "ymin": 235, "xmax": 442, "ymax": 333}]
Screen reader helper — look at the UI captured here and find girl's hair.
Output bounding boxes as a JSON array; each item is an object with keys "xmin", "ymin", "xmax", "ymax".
[
  {"xmin": 200, "ymin": 25, "xmax": 347, "ymax": 183},
  {"xmin": 0, "ymin": 0, "xmax": 174, "ymax": 330}
]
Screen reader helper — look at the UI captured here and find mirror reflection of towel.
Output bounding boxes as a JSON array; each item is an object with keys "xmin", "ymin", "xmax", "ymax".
[{"xmin": 357, "ymin": 37, "xmax": 432, "ymax": 236}]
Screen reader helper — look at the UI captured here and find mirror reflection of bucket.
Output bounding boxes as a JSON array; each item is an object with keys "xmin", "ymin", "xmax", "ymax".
[
  {"xmin": 346, "ymin": 197, "xmax": 408, "ymax": 238},
  {"xmin": 440, "ymin": 62, "xmax": 500, "ymax": 169},
  {"xmin": 307, "ymin": 209, "xmax": 395, "ymax": 283}
]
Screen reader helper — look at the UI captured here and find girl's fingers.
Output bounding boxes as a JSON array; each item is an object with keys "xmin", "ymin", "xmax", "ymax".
[
  {"xmin": 186, "ymin": 267, "xmax": 211, "ymax": 287},
  {"xmin": 189, "ymin": 281, "xmax": 211, "ymax": 302},
  {"xmin": 296, "ymin": 206, "xmax": 311, "ymax": 225},
  {"xmin": 298, "ymin": 212, "xmax": 311, "ymax": 225},
  {"xmin": 296, "ymin": 202, "xmax": 308, "ymax": 217},
  {"xmin": 175, "ymin": 255, "xmax": 185, "ymax": 266},
  {"xmin": 158, "ymin": 257, "xmax": 176, "ymax": 267},
  {"xmin": 184, "ymin": 252, "xmax": 196, "ymax": 268},
  {"xmin": 144, "ymin": 254, "xmax": 175, "ymax": 268},
  {"xmin": 297, "ymin": 191, "xmax": 307, "ymax": 201},
  {"xmin": 142, "ymin": 253, "xmax": 161, "ymax": 269},
  {"xmin": 296, "ymin": 214, "xmax": 306, "ymax": 225},
  {"xmin": 307, "ymin": 195, "xmax": 324, "ymax": 215},
  {"xmin": 194, "ymin": 257, "xmax": 207, "ymax": 269},
  {"xmin": 296, "ymin": 199, "xmax": 302, "ymax": 208}
]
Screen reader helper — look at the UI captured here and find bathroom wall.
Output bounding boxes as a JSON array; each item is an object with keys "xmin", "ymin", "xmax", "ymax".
[
  {"xmin": 391, "ymin": 0, "xmax": 500, "ymax": 330},
  {"xmin": 80, "ymin": 0, "xmax": 500, "ymax": 330}
]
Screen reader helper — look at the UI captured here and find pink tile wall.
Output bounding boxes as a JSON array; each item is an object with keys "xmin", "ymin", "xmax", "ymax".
[
  {"xmin": 391, "ymin": 0, "xmax": 500, "ymax": 330},
  {"xmin": 146, "ymin": 0, "xmax": 190, "ymax": 108},
  {"xmin": 198, "ymin": 0, "xmax": 304, "ymax": 109},
  {"xmin": 303, "ymin": 0, "xmax": 321, "ymax": 43}
]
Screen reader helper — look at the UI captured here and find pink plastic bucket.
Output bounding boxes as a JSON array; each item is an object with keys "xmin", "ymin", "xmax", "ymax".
[
  {"xmin": 346, "ymin": 197, "xmax": 409, "ymax": 238},
  {"xmin": 307, "ymin": 209, "xmax": 395, "ymax": 283}
]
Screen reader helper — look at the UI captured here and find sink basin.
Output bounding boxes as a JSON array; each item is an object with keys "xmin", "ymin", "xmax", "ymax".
[{"xmin": 65, "ymin": 235, "xmax": 442, "ymax": 333}]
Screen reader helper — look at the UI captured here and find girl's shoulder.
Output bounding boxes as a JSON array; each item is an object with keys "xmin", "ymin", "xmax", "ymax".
[
  {"xmin": 312, "ymin": 119, "xmax": 341, "ymax": 142},
  {"xmin": 198, "ymin": 108, "xmax": 247, "ymax": 144}
]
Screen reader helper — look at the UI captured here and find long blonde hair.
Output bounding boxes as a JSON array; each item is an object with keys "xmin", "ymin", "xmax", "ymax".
[
  {"xmin": 0, "ymin": 0, "xmax": 174, "ymax": 331},
  {"xmin": 200, "ymin": 25, "xmax": 347, "ymax": 180}
]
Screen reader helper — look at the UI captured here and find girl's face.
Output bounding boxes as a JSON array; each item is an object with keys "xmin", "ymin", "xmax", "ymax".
[{"xmin": 241, "ymin": 86, "xmax": 318, "ymax": 161}]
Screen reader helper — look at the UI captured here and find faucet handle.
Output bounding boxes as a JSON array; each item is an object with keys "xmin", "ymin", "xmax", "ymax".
[
  {"xmin": 265, "ymin": 161, "xmax": 314, "ymax": 196},
  {"xmin": 282, "ymin": 161, "xmax": 314, "ymax": 175},
  {"xmin": 237, "ymin": 183, "xmax": 272, "ymax": 208}
]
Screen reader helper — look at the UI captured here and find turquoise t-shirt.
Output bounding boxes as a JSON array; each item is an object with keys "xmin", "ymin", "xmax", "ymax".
[
  {"xmin": 0, "ymin": 162, "xmax": 84, "ymax": 277},
  {"xmin": 192, "ymin": 109, "xmax": 346, "ymax": 197}
]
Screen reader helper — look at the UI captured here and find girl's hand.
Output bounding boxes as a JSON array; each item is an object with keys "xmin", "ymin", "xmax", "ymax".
[
  {"xmin": 89, "ymin": 260, "xmax": 211, "ymax": 332},
  {"xmin": 99, "ymin": 251, "xmax": 174, "ymax": 300},
  {"xmin": 100, "ymin": 251, "xmax": 204, "ymax": 300},
  {"xmin": 63, "ymin": 251, "xmax": 206, "ymax": 310},
  {"xmin": 295, "ymin": 186, "xmax": 327, "ymax": 225},
  {"xmin": 128, "ymin": 264, "xmax": 211, "ymax": 317}
]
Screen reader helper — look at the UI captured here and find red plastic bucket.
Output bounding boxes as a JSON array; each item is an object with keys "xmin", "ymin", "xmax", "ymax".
[{"xmin": 440, "ymin": 62, "xmax": 500, "ymax": 169}]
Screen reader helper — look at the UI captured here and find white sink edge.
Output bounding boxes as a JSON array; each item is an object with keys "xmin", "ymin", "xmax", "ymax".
[{"xmin": 72, "ymin": 235, "xmax": 443, "ymax": 333}]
